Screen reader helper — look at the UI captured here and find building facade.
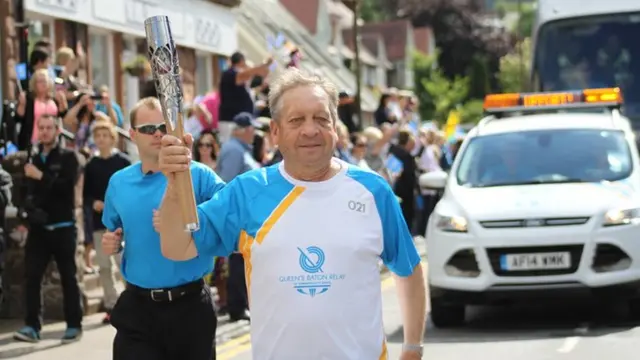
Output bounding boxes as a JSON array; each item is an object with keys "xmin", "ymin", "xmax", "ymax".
[
  {"xmin": 2, "ymin": 0, "xmax": 238, "ymax": 123},
  {"xmin": 0, "ymin": 0, "xmax": 239, "ymax": 320}
]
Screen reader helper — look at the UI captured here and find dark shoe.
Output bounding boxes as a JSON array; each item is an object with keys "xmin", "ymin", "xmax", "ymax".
[
  {"xmin": 61, "ymin": 328, "xmax": 82, "ymax": 344},
  {"xmin": 216, "ymin": 305, "xmax": 228, "ymax": 316},
  {"xmin": 13, "ymin": 326, "xmax": 40, "ymax": 343},
  {"xmin": 229, "ymin": 310, "xmax": 250, "ymax": 322}
]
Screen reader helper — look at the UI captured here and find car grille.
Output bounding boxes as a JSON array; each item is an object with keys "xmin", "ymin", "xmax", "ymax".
[
  {"xmin": 479, "ymin": 217, "xmax": 590, "ymax": 229},
  {"xmin": 486, "ymin": 245, "xmax": 584, "ymax": 277}
]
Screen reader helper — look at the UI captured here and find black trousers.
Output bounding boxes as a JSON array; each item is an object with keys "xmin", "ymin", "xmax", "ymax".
[
  {"xmin": 399, "ymin": 195, "xmax": 415, "ymax": 234},
  {"xmin": 111, "ymin": 284, "xmax": 217, "ymax": 360},
  {"xmin": 226, "ymin": 252, "xmax": 248, "ymax": 316},
  {"xmin": 418, "ymin": 193, "xmax": 440, "ymax": 237},
  {"xmin": 25, "ymin": 225, "xmax": 82, "ymax": 331}
]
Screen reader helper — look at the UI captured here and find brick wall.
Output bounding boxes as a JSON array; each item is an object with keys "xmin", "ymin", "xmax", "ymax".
[{"xmin": 1, "ymin": 0, "xmax": 19, "ymax": 101}]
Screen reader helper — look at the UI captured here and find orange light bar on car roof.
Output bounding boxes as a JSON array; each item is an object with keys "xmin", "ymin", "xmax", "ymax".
[
  {"xmin": 583, "ymin": 87, "xmax": 623, "ymax": 103},
  {"xmin": 483, "ymin": 87, "xmax": 623, "ymax": 111}
]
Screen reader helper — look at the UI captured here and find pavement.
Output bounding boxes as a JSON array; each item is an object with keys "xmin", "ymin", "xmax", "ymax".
[{"xmin": 0, "ymin": 237, "xmax": 426, "ymax": 359}]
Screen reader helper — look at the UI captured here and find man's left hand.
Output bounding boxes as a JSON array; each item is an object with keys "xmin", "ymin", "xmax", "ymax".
[
  {"xmin": 24, "ymin": 164, "xmax": 43, "ymax": 180},
  {"xmin": 399, "ymin": 349, "xmax": 422, "ymax": 360}
]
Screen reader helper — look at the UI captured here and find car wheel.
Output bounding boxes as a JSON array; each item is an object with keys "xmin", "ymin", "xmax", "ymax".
[{"xmin": 430, "ymin": 297, "xmax": 466, "ymax": 328}]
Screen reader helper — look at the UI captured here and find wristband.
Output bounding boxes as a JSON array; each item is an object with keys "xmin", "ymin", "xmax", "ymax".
[{"xmin": 402, "ymin": 344, "xmax": 423, "ymax": 357}]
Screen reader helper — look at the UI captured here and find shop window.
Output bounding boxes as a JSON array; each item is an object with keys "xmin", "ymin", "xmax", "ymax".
[
  {"xmin": 27, "ymin": 20, "xmax": 52, "ymax": 54},
  {"xmin": 89, "ymin": 32, "xmax": 111, "ymax": 89},
  {"xmin": 120, "ymin": 36, "xmax": 141, "ymax": 122},
  {"xmin": 195, "ymin": 54, "xmax": 212, "ymax": 96}
]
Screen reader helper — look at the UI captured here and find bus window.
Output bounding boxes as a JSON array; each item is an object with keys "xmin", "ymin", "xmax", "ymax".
[{"xmin": 534, "ymin": 13, "xmax": 640, "ymax": 121}]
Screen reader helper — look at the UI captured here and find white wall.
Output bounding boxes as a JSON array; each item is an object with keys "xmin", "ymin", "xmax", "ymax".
[{"xmin": 25, "ymin": 0, "xmax": 237, "ymax": 56}]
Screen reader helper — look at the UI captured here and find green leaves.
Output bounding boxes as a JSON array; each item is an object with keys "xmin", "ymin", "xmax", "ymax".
[
  {"xmin": 422, "ymin": 71, "xmax": 470, "ymax": 121},
  {"xmin": 497, "ymin": 37, "xmax": 532, "ymax": 93}
]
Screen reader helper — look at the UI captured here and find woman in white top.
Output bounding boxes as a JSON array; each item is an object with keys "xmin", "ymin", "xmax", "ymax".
[{"xmin": 416, "ymin": 129, "xmax": 443, "ymax": 236}]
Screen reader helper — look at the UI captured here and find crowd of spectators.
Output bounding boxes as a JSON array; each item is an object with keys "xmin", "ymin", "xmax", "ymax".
[{"xmin": 1, "ymin": 38, "xmax": 467, "ymax": 334}]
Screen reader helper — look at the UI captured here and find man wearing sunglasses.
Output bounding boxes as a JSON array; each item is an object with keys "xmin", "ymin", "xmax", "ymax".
[{"xmin": 99, "ymin": 97, "xmax": 226, "ymax": 360}]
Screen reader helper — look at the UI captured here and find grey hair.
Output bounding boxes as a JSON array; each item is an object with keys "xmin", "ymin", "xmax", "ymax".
[{"xmin": 268, "ymin": 68, "xmax": 339, "ymax": 123}]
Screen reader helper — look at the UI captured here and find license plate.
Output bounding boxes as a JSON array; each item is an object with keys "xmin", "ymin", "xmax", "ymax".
[{"xmin": 500, "ymin": 252, "xmax": 571, "ymax": 271}]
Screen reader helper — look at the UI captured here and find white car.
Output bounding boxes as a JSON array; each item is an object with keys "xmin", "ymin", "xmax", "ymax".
[{"xmin": 421, "ymin": 88, "xmax": 640, "ymax": 327}]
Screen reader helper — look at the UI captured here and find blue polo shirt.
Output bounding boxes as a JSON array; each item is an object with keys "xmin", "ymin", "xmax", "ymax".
[
  {"xmin": 216, "ymin": 137, "xmax": 260, "ymax": 182},
  {"xmin": 102, "ymin": 161, "xmax": 225, "ymax": 289}
]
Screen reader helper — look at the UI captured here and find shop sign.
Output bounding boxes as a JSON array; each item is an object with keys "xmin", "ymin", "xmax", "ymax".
[
  {"xmin": 195, "ymin": 17, "xmax": 221, "ymax": 48},
  {"xmin": 35, "ymin": 0, "xmax": 78, "ymax": 12}
]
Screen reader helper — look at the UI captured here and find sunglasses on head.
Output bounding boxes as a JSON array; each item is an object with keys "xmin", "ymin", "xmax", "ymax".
[{"xmin": 135, "ymin": 123, "xmax": 167, "ymax": 135}]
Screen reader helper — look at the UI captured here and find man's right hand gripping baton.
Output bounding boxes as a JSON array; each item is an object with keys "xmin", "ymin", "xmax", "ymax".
[{"xmin": 144, "ymin": 15, "xmax": 199, "ymax": 232}]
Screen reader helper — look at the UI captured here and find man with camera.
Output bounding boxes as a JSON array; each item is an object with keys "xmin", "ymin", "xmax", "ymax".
[{"xmin": 13, "ymin": 114, "xmax": 83, "ymax": 343}]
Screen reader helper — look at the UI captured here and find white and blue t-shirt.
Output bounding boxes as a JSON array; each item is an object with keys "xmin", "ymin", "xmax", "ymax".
[{"xmin": 194, "ymin": 159, "xmax": 420, "ymax": 360}]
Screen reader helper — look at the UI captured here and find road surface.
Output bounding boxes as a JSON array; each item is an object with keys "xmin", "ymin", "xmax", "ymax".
[
  {"xmin": 221, "ymin": 267, "xmax": 640, "ymax": 360},
  {"xmin": 5, "ymin": 263, "xmax": 640, "ymax": 359}
]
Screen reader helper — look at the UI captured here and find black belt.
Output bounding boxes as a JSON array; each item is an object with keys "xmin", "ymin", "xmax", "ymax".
[{"xmin": 127, "ymin": 279, "xmax": 204, "ymax": 302}]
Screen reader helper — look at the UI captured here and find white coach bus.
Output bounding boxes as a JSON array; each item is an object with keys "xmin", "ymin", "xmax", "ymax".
[{"xmin": 531, "ymin": 0, "xmax": 640, "ymax": 126}]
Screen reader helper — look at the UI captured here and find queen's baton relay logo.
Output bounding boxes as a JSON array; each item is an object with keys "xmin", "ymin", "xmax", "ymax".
[{"xmin": 278, "ymin": 246, "xmax": 346, "ymax": 297}]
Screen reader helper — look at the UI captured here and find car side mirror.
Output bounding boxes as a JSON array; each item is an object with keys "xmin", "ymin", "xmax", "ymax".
[{"xmin": 419, "ymin": 171, "xmax": 448, "ymax": 190}]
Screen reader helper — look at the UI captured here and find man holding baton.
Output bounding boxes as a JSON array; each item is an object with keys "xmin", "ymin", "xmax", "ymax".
[{"xmin": 154, "ymin": 68, "xmax": 427, "ymax": 359}]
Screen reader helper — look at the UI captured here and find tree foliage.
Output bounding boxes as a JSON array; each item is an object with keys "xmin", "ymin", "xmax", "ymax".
[
  {"xmin": 516, "ymin": 5, "xmax": 535, "ymax": 37},
  {"xmin": 495, "ymin": 0, "xmax": 536, "ymax": 37},
  {"xmin": 413, "ymin": 50, "xmax": 482, "ymax": 123},
  {"xmin": 459, "ymin": 99, "xmax": 485, "ymax": 124},
  {"xmin": 466, "ymin": 54, "xmax": 491, "ymax": 99},
  {"xmin": 497, "ymin": 37, "xmax": 532, "ymax": 93},
  {"xmin": 386, "ymin": 0, "xmax": 513, "ymax": 83},
  {"xmin": 412, "ymin": 50, "xmax": 438, "ymax": 120},
  {"xmin": 423, "ymin": 71, "xmax": 469, "ymax": 122},
  {"xmin": 359, "ymin": 0, "xmax": 390, "ymax": 22}
]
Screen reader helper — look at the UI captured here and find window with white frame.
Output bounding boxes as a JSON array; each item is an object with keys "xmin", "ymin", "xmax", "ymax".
[
  {"xmin": 89, "ymin": 31, "xmax": 112, "ymax": 90},
  {"xmin": 27, "ymin": 20, "xmax": 53, "ymax": 54},
  {"xmin": 365, "ymin": 65, "xmax": 376, "ymax": 87},
  {"xmin": 120, "ymin": 36, "xmax": 140, "ymax": 122},
  {"xmin": 195, "ymin": 53, "xmax": 213, "ymax": 96}
]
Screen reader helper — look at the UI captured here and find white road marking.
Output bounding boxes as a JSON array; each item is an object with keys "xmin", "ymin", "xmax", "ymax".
[
  {"xmin": 556, "ymin": 324, "xmax": 589, "ymax": 353},
  {"xmin": 557, "ymin": 336, "xmax": 580, "ymax": 353}
]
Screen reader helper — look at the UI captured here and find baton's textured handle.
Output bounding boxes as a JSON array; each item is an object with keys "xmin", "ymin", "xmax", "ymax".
[{"xmin": 169, "ymin": 112, "xmax": 199, "ymax": 232}]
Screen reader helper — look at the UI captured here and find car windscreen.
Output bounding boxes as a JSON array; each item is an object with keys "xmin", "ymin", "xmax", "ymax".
[{"xmin": 456, "ymin": 129, "xmax": 633, "ymax": 187}]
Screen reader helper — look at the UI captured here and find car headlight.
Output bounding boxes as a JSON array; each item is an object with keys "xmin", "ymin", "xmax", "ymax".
[
  {"xmin": 436, "ymin": 215, "xmax": 468, "ymax": 232},
  {"xmin": 603, "ymin": 208, "xmax": 640, "ymax": 227}
]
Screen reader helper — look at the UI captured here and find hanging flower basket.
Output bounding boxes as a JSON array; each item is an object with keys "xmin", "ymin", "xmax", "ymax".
[{"xmin": 123, "ymin": 55, "xmax": 149, "ymax": 77}]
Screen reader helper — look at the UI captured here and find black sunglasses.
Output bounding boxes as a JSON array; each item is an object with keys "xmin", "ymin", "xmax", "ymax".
[
  {"xmin": 198, "ymin": 142, "xmax": 214, "ymax": 148},
  {"xmin": 135, "ymin": 123, "xmax": 167, "ymax": 135}
]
